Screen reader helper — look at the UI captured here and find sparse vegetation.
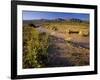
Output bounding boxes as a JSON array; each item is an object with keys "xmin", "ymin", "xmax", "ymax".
[
  {"xmin": 23, "ymin": 19, "xmax": 90, "ymax": 68},
  {"xmin": 23, "ymin": 26, "xmax": 49, "ymax": 68},
  {"xmin": 42, "ymin": 21, "xmax": 89, "ymax": 35}
]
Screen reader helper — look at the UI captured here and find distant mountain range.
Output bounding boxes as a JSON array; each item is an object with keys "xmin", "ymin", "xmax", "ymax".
[{"xmin": 23, "ymin": 18, "xmax": 89, "ymax": 25}]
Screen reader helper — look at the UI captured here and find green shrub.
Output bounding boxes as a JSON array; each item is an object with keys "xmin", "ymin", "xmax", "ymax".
[{"xmin": 23, "ymin": 26, "xmax": 49, "ymax": 68}]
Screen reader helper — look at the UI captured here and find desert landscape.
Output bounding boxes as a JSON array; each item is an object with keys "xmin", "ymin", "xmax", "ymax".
[{"xmin": 22, "ymin": 11, "xmax": 90, "ymax": 68}]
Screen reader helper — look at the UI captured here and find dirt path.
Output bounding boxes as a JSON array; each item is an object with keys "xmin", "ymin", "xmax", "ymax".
[
  {"xmin": 36, "ymin": 27, "xmax": 89, "ymax": 49},
  {"xmin": 47, "ymin": 36, "xmax": 74, "ymax": 67},
  {"xmin": 36, "ymin": 27, "xmax": 89, "ymax": 67}
]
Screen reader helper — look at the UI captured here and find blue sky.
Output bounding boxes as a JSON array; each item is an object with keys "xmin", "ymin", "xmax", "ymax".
[{"xmin": 23, "ymin": 11, "xmax": 89, "ymax": 21}]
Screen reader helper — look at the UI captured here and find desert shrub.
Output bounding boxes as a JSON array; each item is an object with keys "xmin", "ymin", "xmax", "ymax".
[
  {"xmin": 23, "ymin": 26, "xmax": 49, "ymax": 68},
  {"xmin": 36, "ymin": 32, "xmax": 49, "ymax": 66},
  {"xmin": 52, "ymin": 26, "xmax": 58, "ymax": 31},
  {"xmin": 79, "ymin": 31, "xmax": 83, "ymax": 36},
  {"xmin": 65, "ymin": 37, "xmax": 72, "ymax": 44},
  {"xmin": 79, "ymin": 31, "xmax": 89, "ymax": 37}
]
